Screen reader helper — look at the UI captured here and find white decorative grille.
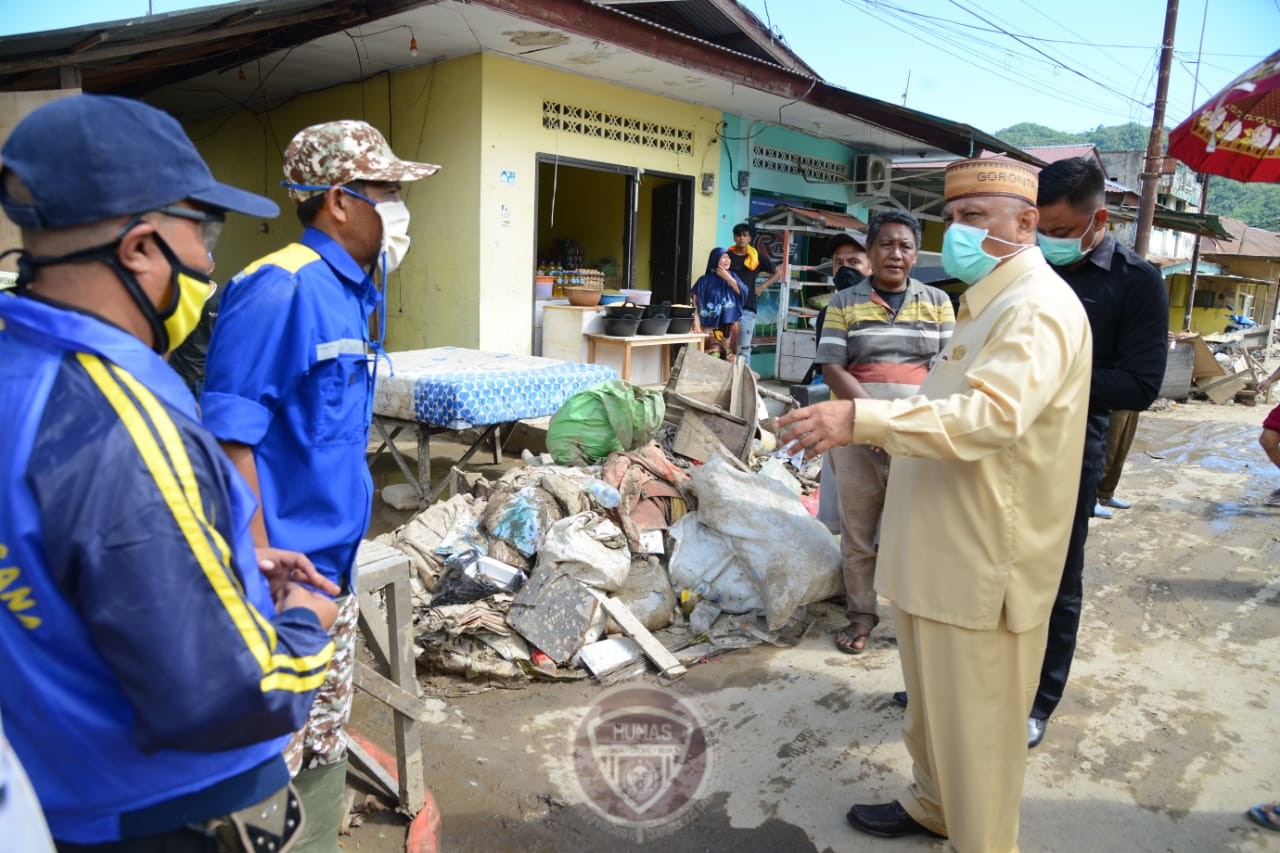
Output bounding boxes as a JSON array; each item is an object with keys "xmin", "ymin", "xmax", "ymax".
[
  {"xmin": 752, "ymin": 145, "xmax": 849, "ymax": 181},
  {"xmin": 542, "ymin": 100, "xmax": 694, "ymax": 155}
]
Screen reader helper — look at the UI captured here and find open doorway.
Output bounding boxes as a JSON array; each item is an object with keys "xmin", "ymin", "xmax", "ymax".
[
  {"xmin": 533, "ymin": 156, "xmax": 694, "ymax": 300},
  {"xmin": 533, "ymin": 156, "xmax": 694, "ymax": 352},
  {"xmin": 535, "ymin": 158, "xmax": 633, "ymax": 286},
  {"xmin": 638, "ymin": 173, "xmax": 694, "ymax": 305}
]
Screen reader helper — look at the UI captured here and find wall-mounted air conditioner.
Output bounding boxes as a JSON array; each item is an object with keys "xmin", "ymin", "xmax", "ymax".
[{"xmin": 852, "ymin": 154, "xmax": 892, "ymax": 198}]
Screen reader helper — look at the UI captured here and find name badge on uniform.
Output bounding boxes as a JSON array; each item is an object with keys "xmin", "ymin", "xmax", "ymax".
[{"xmin": 315, "ymin": 338, "xmax": 366, "ymax": 361}]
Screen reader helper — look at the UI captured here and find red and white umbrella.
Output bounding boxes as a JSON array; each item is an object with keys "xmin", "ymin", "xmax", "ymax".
[{"xmin": 1168, "ymin": 49, "xmax": 1280, "ymax": 183}]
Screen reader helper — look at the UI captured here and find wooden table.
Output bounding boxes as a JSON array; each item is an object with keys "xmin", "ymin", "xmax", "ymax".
[{"xmin": 585, "ymin": 331, "xmax": 706, "ymax": 382}]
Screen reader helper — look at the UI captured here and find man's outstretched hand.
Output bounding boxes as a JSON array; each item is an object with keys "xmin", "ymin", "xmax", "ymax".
[
  {"xmin": 775, "ymin": 400, "xmax": 857, "ymax": 459},
  {"xmin": 257, "ymin": 547, "xmax": 340, "ymax": 601}
]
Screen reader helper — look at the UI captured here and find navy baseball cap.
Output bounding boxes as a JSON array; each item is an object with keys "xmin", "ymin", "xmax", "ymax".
[
  {"xmin": 829, "ymin": 232, "xmax": 867, "ymax": 253},
  {"xmin": 0, "ymin": 94, "xmax": 278, "ymax": 229}
]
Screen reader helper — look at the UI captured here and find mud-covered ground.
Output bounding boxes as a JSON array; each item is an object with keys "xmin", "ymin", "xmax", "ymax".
[{"xmin": 346, "ymin": 396, "xmax": 1280, "ymax": 852}]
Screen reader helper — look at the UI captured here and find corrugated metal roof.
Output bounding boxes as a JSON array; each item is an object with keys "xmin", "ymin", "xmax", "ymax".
[
  {"xmin": 751, "ymin": 203, "xmax": 868, "ymax": 232},
  {"xmin": 1201, "ymin": 216, "xmax": 1280, "ymax": 257},
  {"xmin": 1023, "ymin": 143, "xmax": 1101, "ymax": 164},
  {"xmin": 592, "ymin": 0, "xmax": 817, "ymax": 75},
  {"xmin": 0, "ymin": 0, "xmax": 416, "ymax": 94}
]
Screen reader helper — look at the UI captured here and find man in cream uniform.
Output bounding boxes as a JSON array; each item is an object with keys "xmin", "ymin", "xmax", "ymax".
[{"xmin": 779, "ymin": 158, "xmax": 1092, "ymax": 852}]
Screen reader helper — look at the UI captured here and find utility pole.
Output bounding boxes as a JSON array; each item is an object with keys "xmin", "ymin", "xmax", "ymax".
[
  {"xmin": 1182, "ymin": 174, "xmax": 1210, "ymax": 331},
  {"xmin": 1134, "ymin": 0, "xmax": 1178, "ymax": 259}
]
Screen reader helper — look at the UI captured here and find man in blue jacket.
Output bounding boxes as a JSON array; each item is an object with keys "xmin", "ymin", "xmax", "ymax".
[
  {"xmin": 202, "ymin": 120, "xmax": 438, "ymax": 850},
  {"xmin": 0, "ymin": 94, "xmax": 339, "ymax": 850}
]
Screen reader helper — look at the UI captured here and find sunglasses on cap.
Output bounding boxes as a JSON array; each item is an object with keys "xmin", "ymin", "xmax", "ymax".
[{"xmin": 151, "ymin": 205, "xmax": 225, "ymax": 254}]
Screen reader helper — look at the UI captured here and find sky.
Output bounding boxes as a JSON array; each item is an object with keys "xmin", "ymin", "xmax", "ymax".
[
  {"xmin": 2, "ymin": 0, "xmax": 1276, "ymax": 139},
  {"xmin": 736, "ymin": 0, "xmax": 1277, "ymax": 136}
]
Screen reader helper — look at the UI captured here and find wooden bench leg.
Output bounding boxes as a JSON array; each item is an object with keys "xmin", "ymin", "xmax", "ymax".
[
  {"xmin": 416, "ymin": 424, "xmax": 431, "ymax": 504},
  {"xmin": 386, "ymin": 565, "xmax": 424, "ymax": 813}
]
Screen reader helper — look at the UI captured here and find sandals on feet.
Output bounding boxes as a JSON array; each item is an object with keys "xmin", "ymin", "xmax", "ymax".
[
  {"xmin": 834, "ymin": 622, "xmax": 873, "ymax": 655},
  {"xmin": 1248, "ymin": 803, "xmax": 1280, "ymax": 831}
]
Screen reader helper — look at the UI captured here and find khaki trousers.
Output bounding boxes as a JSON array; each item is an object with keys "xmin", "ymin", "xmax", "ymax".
[
  {"xmin": 830, "ymin": 443, "xmax": 890, "ymax": 625},
  {"xmin": 895, "ymin": 605, "xmax": 1049, "ymax": 853},
  {"xmin": 1097, "ymin": 409, "xmax": 1139, "ymax": 500}
]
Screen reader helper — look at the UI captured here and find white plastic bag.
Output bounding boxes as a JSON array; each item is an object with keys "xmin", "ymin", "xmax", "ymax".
[
  {"xmin": 673, "ymin": 455, "xmax": 842, "ymax": 630},
  {"xmin": 535, "ymin": 512, "xmax": 631, "ymax": 592}
]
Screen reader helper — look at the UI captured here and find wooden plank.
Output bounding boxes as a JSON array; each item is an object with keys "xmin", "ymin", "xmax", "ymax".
[
  {"xmin": 728, "ymin": 356, "xmax": 744, "ymax": 418},
  {"xmin": 591, "ymin": 591, "xmax": 687, "ymax": 678},
  {"xmin": 357, "ymin": 591, "xmax": 391, "ymax": 672},
  {"xmin": 348, "ymin": 737, "xmax": 399, "ymax": 801},
  {"xmin": 671, "ymin": 411, "xmax": 724, "ymax": 463},
  {"xmin": 1189, "ymin": 336, "xmax": 1226, "ymax": 381},
  {"xmin": 385, "ymin": 559, "xmax": 425, "ymax": 816},
  {"xmin": 506, "ymin": 572, "xmax": 599, "ymax": 663},
  {"xmin": 671, "ymin": 348, "xmax": 734, "ymax": 408},
  {"xmin": 356, "ymin": 540, "xmax": 412, "ymax": 588},
  {"xmin": 353, "ymin": 660, "xmax": 434, "ymax": 721},
  {"xmin": 1194, "ymin": 372, "xmax": 1248, "ymax": 404}
]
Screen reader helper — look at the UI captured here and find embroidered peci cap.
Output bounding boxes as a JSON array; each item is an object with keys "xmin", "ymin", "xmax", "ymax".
[
  {"xmin": 282, "ymin": 120, "xmax": 440, "ymax": 203},
  {"xmin": 943, "ymin": 158, "xmax": 1038, "ymax": 205}
]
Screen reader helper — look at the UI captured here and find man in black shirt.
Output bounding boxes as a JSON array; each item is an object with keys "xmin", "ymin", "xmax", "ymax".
[
  {"xmin": 727, "ymin": 222, "xmax": 782, "ymax": 365},
  {"xmin": 1028, "ymin": 157, "xmax": 1169, "ymax": 748}
]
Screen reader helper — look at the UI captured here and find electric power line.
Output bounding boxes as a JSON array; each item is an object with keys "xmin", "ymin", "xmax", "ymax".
[
  {"xmin": 840, "ymin": 0, "xmax": 1144, "ymax": 123},
  {"xmin": 947, "ymin": 0, "xmax": 1154, "ymax": 111}
]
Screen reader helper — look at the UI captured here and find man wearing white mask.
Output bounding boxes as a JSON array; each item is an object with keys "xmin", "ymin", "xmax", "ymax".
[
  {"xmin": 778, "ymin": 158, "xmax": 1092, "ymax": 851},
  {"xmin": 202, "ymin": 119, "xmax": 438, "ymax": 852}
]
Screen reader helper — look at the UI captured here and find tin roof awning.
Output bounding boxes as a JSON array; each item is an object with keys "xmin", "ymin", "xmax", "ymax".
[
  {"xmin": 0, "ymin": 0, "xmax": 1037, "ymax": 165},
  {"xmin": 1112, "ymin": 207, "xmax": 1234, "ymax": 241},
  {"xmin": 750, "ymin": 204, "xmax": 867, "ymax": 233}
]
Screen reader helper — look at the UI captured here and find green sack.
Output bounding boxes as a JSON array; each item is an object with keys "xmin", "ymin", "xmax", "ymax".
[{"xmin": 546, "ymin": 380, "xmax": 666, "ymax": 466}]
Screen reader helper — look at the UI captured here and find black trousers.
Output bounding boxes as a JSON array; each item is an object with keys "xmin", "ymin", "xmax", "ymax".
[{"xmin": 1032, "ymin": 412, "xmax": 1109, "ymax": 722}]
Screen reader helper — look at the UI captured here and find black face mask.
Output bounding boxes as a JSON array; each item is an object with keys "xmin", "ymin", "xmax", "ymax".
[
  {"xmin": 834, "ymin": 265, "xmax": 865, "ymax": 291},
  {"xmin": 2, "ymin": 219, "xmax": 205, "ymax": 355}
]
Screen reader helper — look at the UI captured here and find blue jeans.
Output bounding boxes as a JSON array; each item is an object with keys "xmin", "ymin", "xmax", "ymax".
[{"xmin": 738, "ymin": 309, "xmax": 757, "ymax": 361}]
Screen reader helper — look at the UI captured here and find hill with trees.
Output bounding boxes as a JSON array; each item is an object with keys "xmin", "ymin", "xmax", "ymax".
[{"xmin": 995, "ymin": 122, "xmax": 1280, "ymax": 231}]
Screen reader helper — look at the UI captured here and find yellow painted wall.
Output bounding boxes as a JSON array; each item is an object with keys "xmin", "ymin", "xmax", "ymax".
[
  {"xmin": 476, "ymin": 53, "xmax": 722, "ymax": 352},
  {"xmin": 1167, "ymin": 273, "xmax": 1271, "ymax": 334},
  {"xmin": 535, "ymin": 162, "xmax": 626, "ymax": 267},
  {"xmin": 185, "ymin": 51, "xmax": 721, "ymax": 354},
  {"xmin": 0, "ymin": 90, "xmax": 80, "ymax": 276},
  {"xmin": 184, "ymin": 58, "xmax": 479, "ymax": 351}
]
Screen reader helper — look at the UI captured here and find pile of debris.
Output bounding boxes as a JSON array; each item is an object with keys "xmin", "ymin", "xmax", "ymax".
[
  {"xmin": 1166, "ymin": 329, "xmax": 1274, "ymax": 405},
  {"xmin": 373, "ymin": 350, "xmax": 838, "ymax": 687}
]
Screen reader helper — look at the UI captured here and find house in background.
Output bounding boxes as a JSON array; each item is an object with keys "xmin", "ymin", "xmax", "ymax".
[
  {"xmin": 0, "ymin": 0, "xmax": 1032, "ymax": 361},
  {"xmin": 1163, "ymin": 216, "xmax": 1280, "ymax": 335}
]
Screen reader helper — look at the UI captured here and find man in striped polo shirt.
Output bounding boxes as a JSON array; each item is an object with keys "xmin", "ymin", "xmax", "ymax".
[{"xmin": 816, "ymin": 209, "xmax": 955, "ymax": 654}]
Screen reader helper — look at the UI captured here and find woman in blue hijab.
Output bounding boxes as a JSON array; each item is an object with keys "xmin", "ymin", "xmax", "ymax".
[{"xmin": 690, "ymin": 247, "xmax": 745, "ymax": 360}]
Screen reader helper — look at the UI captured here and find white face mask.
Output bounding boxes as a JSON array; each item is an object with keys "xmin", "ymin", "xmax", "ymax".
[{"xmin": 375, "ymin": 200, "xmax": 411, "ymax": 273}]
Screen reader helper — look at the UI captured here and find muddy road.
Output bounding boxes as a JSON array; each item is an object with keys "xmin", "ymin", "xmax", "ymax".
[{"xmin": 349, "ymin": 398, "xmax": 1280, "ymax": 852}]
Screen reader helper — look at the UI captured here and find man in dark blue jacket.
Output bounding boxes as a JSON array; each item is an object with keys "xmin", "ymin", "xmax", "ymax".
[
  {"xmin": 1028, "ymin": 157, "xmax": 1169, "ymax": 748},
  {"xmin": 203, "ymin": 121, "xmax": 438, "ymax": 850},
  {"xmin": 0, "ymin": 94, "xmax": 339, "ymax": 850}
]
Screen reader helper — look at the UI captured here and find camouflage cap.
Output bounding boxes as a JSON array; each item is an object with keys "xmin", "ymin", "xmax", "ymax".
[{"xmin": 282, "ymin": 119, "xmax": 440, "ymax": 203}]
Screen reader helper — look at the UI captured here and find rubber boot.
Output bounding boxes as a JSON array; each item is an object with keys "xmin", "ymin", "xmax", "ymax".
[{"xmin": 289, "ymin": 758, "xmax": 347, "ymax": 853}]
